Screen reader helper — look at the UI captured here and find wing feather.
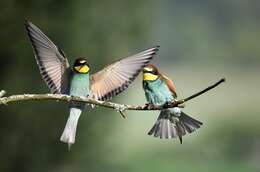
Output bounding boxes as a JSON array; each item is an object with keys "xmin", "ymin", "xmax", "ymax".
[
  {"xmin": 91, "ymin": 46, "xmax": 159, "ymax": 100},
  {"xmin": 25, "ymin": 20, "xmax": 70, "ymax": 94},
  {"xmin": 162, "ymin": 75, "xmax": 177, "ymax": 98}
]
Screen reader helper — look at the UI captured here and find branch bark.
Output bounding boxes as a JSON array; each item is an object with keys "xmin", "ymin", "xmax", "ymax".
[{"xmin": 0, "ymin": 78, "xmax": 225, "ymax": 112}]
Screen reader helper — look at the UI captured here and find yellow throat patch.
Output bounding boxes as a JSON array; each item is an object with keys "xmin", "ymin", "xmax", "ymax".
[
  {"xmin": 143, "ymin": 73, "xmax": 158, "ymax": 81},
  {"xmin": 75, "ymin": 65, "xmax": 89, "ymax": 73}
]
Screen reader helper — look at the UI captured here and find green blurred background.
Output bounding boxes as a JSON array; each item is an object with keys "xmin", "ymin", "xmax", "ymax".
[{"xmin": 0, "ymin": 0, "xmax": 260, "ymax": 172}]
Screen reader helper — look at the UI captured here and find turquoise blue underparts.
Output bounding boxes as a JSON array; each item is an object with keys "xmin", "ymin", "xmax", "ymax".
[
  {"xmin": 143, "ymin": 78, "xmax": 179, "ymax": 115},
  {"xmin": 60, "ymin": 72, "xmax": 90, "ymax": 148}
]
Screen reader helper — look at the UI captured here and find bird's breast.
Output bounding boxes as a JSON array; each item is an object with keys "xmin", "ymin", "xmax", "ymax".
[
  {"xmin": 143, "ymin": 80, "xmax": 173, "ymax": 105},
  {"xmin": 69, "ymin": 73, "xmax": 90, "ymax": 97}
]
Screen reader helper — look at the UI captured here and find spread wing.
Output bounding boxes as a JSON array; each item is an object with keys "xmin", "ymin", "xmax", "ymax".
[
  {"xmin": 90, "ymin": 46, "xmax": 159, "ymax": 100},
  {"xmin": 25, "ymin": 20, "xmax": 70, "ymax": 94},
  {"xmin": 162, "ymin": 75, "xmax": 177, "ymax": 98}
]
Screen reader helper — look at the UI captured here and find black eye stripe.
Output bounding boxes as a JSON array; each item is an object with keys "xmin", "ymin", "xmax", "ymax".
[
  {"xmin": 74, "ymin": 58, "xmax": 89, "ymax": 67},
  {"xmin": 74, "ymin": 63, "xmax": 89, "ymax": 67}
]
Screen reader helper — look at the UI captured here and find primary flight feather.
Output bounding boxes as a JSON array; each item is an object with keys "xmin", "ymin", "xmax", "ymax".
[{"xmin": 25, "ymin": 20, "xmax": 159, "ymax": 149}]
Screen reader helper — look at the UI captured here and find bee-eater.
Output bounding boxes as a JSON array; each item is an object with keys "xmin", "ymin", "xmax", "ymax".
[
  {"xmin": 25, "ymin": 20, "xmax": 159, "ymax": 149},
  {"xmin": 142, "ymin": 65, "xmax": 202, "ymax": 143}
]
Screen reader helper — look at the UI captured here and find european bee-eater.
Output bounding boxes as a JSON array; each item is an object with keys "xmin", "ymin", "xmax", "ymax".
[
  {"xmin": 25, "ymin": 20, "xmax": 159, "ymax": 149},
  {"xmin": 142, "ymin": 65, "xmax": 202, "ymax": 143}
]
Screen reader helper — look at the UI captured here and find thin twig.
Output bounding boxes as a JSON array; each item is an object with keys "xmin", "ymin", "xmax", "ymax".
[
  {"xmin": 183, "ymin": 78, "xmax": 226, "ymax": 102},
  {"xmin": 119, "ymin": 111, "xmax": 126, "ymax": 119},
  {"xmin": 0, "ymin": 78, "xmax": 225, "ymax": 111}
]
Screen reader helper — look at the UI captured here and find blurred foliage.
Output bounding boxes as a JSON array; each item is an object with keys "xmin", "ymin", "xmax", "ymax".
[{"xmin": 0, "ymin": 0, "xmax": 260, "ymax": 172}]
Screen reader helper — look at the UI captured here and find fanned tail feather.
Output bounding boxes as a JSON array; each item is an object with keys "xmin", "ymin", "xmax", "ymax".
[
  {"xmin": 148, "ymin": 110, "xmax": 179, "ymax": 139},
  {"xmin": 60, "ymin": 107, "xmax": 82, "ymax": 150},
  {"xmin": 179, "ymin": 112, "xmax": 203, "ymax": 133},
  {"xmin": 177, "ymin": 112, "xmax": 203, "ymax": 144},
  {"xmin": 148, "ymin": 110, "xmax": 203, "ymax": 144}
]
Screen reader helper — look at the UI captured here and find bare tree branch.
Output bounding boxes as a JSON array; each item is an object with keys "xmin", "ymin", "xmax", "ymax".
[
  {"xmin": 0, "ymin": 78, "xmax": 225, "ymax": 112},
  {"xmin": 183, "ymin": 78, "xmax": 226, "ymax": 102}
]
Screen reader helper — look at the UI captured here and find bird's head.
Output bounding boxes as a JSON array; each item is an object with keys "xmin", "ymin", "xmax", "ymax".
[
  {"xmin": 73, "ymin": 58, "xmax": 90, "ymax": 74},
  {"xmin": 142, "ymin": 65, "xmax": 159, "ymax": 81}
]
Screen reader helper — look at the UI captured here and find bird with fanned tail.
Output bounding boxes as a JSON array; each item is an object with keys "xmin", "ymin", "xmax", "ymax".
[
  {"xmin": 142, "ymin": 65, "xmax": 202, "ymax": 143},
  {"xmin": 25, "ymin": 20, "xmax": 159, "ymax": 149}
]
